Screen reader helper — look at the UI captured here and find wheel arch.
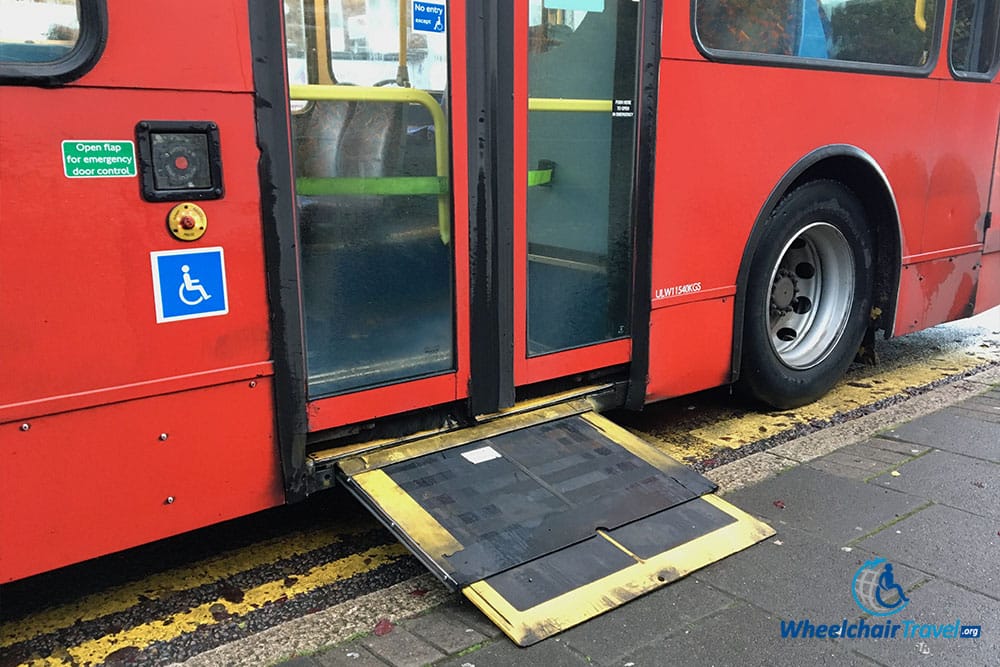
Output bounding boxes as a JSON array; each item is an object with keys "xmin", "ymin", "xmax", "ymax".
[{"xmin": 730, "ymin": 145, "xmax": 902, "ymax": 383}]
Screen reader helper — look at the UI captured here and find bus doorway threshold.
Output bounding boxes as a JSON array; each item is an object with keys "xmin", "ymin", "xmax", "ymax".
[{"xmin": 336, "ymin": 401, "xmax": 773, "ymax": 646}]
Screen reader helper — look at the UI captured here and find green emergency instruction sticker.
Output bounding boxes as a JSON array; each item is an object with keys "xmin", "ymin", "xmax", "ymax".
[{"xmin": 62, "ymin": 140, "xmax": 137, "ymax": 178}]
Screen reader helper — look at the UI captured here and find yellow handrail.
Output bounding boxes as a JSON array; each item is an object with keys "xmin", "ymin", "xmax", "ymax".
[
  {"xmin": 397, "ymin": 0, "xmax": 409, "ymax": 85},
  {"xmin": 290, "ymin": 84, "xmax": 451, "ymax": 244},
  {"xmin": 528, "ymin": 98, "xmax": 613, "ymax": 112},
  {"xmin": 914, "ymin": 0, "xmax": 927, "ymax": 32}
]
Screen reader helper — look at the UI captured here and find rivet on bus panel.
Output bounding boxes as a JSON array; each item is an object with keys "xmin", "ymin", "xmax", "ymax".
[
  {"xmin": 159, "ymin": 433, "xmax": 169, "ymax": 441},
  {"xmin": 20, "ymin": 423, "xmax": 30, "ymax": 432},
  {"xmin": 165, "ymin": 496, "xmax": 176, "ymax": 505}
]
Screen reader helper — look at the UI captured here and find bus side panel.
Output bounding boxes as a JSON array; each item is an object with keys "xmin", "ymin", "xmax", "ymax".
[
  {"xmin": 645, "ymin": 299, "xmax": 733, "ymax": 402},
  {"xmin": 0, "ymin": 87, "xmax": 271, "ymax": 408},
  {"xmin": 647, "ymin": 58, "xmax": 936, "ymax": 389},
  {"xmin": 975, "ymin": 252, "xmax": 1000, "ymax": 315},
  {"xmin": 0, "ymin": 380, "xmax": 284, "ymax": 584},
  {"xmin": 894, "ymin": 254, "xmax": 981, "ymax": 336},
  {"xmin": 661, "ymin": 3, "xmax": 706, "ymax": 62},
  {"xmin": 0, "ymin": 2, "xmax": 281, "ymax": 580},
  {"xmin": 916, "ymin": 80, "xmax": 998, "ymax": 323},
  {"xmin": 976, "ymin": 109, "xmax": 1000, "ymax": 315},
  {"xmin": 81, "ymin": 0, "xmax": 254, "ymax": 93},
  {"xmin": 922, "ymin": 81, "xmax": 998, "ymax": 254},
  {"xmin": 988, "ymin": 181, "xmax": 1000, "ymax": 255},
  {"xmin": 647, "ymin": 59, "xmax": 934, "ymax": 311}
]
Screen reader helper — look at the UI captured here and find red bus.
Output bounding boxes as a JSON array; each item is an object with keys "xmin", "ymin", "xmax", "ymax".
[{"xmin": 2, "ymin": 0, "xmax": 998, "ymax": 643}]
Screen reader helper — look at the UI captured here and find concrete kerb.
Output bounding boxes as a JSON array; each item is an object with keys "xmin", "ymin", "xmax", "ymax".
[
  {"xmin": 173, "ymin": 574, "xmax": 452, "ymax": 667},
  {"xmin": 707, "ymin": 365, "xmax": 1000, "ymax": 494}
]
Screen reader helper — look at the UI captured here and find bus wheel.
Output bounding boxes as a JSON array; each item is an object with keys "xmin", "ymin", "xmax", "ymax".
[{"xmin": 738, "ymin": 180, "xmax": 874, "ymax": 409}]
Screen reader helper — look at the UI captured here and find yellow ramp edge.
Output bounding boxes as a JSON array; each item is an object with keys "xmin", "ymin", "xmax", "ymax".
[
  {"xmin": 463, "ymin": 494, "xmax": 774, "ymax": 646},
  {"xmin": 351, "ymin": 468, "xmax": 465, "ymax": 583}
]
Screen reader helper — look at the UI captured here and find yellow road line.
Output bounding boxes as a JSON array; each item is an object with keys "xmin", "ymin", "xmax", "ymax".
[
  {"xmin": 653, "ymin": 350, "xmax": 998, "ymax": 461},
  {"xmin": 1, "ymin": 521, "xmax": 371, "ymax": 649},
  {"xmin": 20, "ymin": 543, "xmax": 410, "ymax": 667}
]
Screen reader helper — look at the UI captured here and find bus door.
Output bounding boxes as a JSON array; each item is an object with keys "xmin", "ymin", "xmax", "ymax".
[
  {"xmin": 286, "ymin": 0, "xmax": 468, "ymax": 431},
  {"xmin": 515, "ymin": 0, "xmax": 638, "ymax": 386},
  {"xmin": 286, "ymin": 0, "xmax": 641, "ymax": 429},
  {"xmin": 273, "ymin": 0, "xmax": 772, "ymax": 645}
]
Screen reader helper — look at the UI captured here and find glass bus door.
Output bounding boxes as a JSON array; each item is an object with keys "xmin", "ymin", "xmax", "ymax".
[
  {"xmin": 285, "ymin": 0, "xmax": 640, "ymax": 429},
  {"xmin": 287, "ymin": 0, "xmax": 470, "ymax": 428},
  {"xmin": 515, "ymin": 0, "xmax": 640, "ymax": 386}
]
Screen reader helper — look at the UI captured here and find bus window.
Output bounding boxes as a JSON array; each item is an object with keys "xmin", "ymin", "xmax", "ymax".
[
  {"xmin": 284, "ymin": 1, "xmax": 448, "ymax": 89},
  {"xmin": 327, "ymin": 0, "xmax": 447, "ymax": 89},
  {"xmin": 695, "ymin": 0, "xmax": 940, "ymax": 68},
  {"xmin": 950, "ymin": 0, "xmax": 1000, "ymax": 76},
  {"xmin": 0, "ymin": 0, "xmax": 80, "ymax": 64},
  {"xmin": 286, "ymin": 0, "xmax": 455, "ymax": 398},
  {"xmin": 285, "ymin": 1, "xmax": 308, "ymax": 85},
  {"xmin": 694, "ymin": 0, "xmax": 815, "ymax": 56}
]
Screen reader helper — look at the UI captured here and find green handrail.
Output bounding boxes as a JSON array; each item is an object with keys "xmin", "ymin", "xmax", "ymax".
[
  {"xmin": 290, "ymin": 84, "xmax": 453, "ymax": 244},
  {"xmin": 527, "ymin": 168, "xmax": 553, "ymax": 187},
  {"xmin": 296, "ymin": 176, "xmax": 450, "ymax": 197},
  {"xmin": 289, "ymin": 86, "xmax": 601, "ymax": 244}
]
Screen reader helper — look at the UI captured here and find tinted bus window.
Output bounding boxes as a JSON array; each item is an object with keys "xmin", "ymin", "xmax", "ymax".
[
  {"xmin": 695, "ymin": 0, "xmax": 939, "ymax": 68},
  {"xmin": 951, "ymin": 0, "xmax": 1000, "ymax": 76},
  {"xmin": 0, "ymin": 0, "xmax": 80, "ymax": 63},
  {"xmin": 285, "ymin": 0, "xmax": 448, "ymax": 90},
  {"xmin": 328, "ymin": 1, "xmax": 447, "ymax": 89}
]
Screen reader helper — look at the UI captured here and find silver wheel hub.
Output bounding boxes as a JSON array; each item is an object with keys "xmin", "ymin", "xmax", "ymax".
[{"xmin": 767, "ymin": 222, "xmax": 855, "ymax": 370}]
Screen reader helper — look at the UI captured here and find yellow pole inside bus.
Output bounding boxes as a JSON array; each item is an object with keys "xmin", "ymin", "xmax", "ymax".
[
  {"xmin": 398, "ymin": 0, "xmax": 410, "ymax": 86},
  {"xmin": 914, "ymin": 0, "xmax": 927, "ymax": 32},
  {"xmin": 312, "ymin": 0, "xmax": 335, "ymax": 84}
]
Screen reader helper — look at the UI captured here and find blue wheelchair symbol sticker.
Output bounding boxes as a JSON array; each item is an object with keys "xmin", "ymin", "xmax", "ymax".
[
  {"xmin": 412, "ymin": 2, "xmax": 445, "ymax": 33},
  {"xmin": 151, "ymin": 247, "xmax": 229, "ymax": 323}
]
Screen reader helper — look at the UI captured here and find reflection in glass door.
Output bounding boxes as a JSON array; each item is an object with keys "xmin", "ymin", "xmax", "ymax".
[{"xmin": 523, "ymin": 0, "xmax": 639, "ymax": 360}]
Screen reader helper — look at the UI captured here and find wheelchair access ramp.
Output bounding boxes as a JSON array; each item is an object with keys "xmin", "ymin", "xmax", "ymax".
[{"xmin": 336, "ymin": 401, "xmax": 773, "ymax": 646}]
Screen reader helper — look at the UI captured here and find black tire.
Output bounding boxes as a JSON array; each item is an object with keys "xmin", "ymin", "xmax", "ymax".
[{"xmin": 738, "ymin": 180, "xmax": 874, "ymax": 409}]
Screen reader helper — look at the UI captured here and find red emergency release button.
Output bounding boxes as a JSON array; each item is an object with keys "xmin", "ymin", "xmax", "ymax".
[{"xmin": 179, "ymin": 215, "xmax": 197, "ymax": 230}]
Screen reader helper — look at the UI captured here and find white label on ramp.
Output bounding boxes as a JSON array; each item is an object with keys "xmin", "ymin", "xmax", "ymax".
[{"xmin": 462, "ymin": 446, "xmax": 502, "ymax": 464}]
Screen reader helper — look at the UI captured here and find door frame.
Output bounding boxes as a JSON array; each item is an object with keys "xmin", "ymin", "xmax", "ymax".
[{"xmin": 254, "ymin": 0, "xmax": 662, "ymax": 498}]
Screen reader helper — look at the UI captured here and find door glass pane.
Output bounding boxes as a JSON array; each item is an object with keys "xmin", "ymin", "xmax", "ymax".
[
  {"xmin": 526, "ymin": 0, "xmax": 638, "ymax": 356},
  {"xmin": 287, "ymin": 0, "xmax": 455, "ymax": 397}
]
